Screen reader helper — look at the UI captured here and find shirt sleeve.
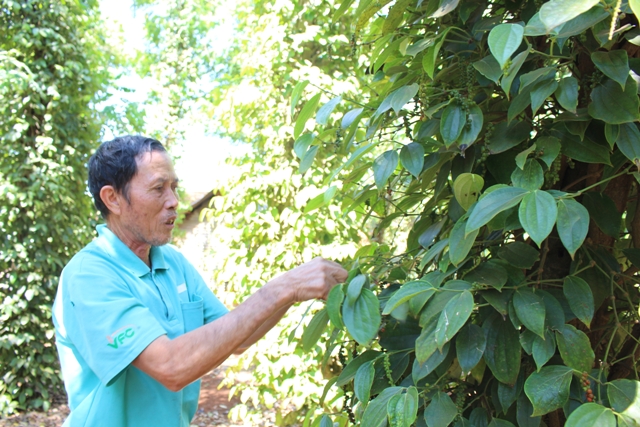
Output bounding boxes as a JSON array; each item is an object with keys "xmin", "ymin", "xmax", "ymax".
[
  {"xmin": 62, "ymin": 257, "xmax": 167, "ymax": 386},
  {"xmin": 180, "ymin": 255, "xmax": 229, "ymax": 324}
]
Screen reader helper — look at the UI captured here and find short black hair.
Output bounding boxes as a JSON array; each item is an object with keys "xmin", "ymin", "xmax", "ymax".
[{"xmin": 88, "ymin": 135, "xmax": 166, "ymax": 218}]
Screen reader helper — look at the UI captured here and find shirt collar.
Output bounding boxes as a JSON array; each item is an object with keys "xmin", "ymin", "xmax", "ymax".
[{"xmin": 96, "ymin": 224, "xmax": 169, "ymax": 277}]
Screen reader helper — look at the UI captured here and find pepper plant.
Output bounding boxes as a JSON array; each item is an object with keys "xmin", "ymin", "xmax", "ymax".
[
  {"xmin": 292, "ymin": 0, "xmax": 640, "ymax": 426},
  {"xmin": 0, "ymin": 0, "xmax": 115, "ymax": 414}
]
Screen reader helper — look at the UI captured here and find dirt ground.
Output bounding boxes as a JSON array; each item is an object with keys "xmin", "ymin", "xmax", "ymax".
[{"xmin": 0, "ymin": 357, "xmax": 245, "ymax": 427}]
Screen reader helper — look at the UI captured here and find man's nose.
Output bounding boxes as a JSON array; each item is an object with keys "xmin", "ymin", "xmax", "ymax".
[{"xmin": 166, "ymin": 188, "xmax": 179, "ymax": 209}]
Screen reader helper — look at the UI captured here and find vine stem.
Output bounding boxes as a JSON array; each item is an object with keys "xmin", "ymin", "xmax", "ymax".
[
  {"xmin": 561, "ymin": 172, "xmax": 603, "ymax": 192},
  {"xmin": 600, "ymin": 274, "xmax": 620, "ymax": 400},
  {"xmin": 569, "ymin": 262, "xmax": 597, "ymax": 277},
  {"xmin": 536, "ymin": 238, "xmax": 550, "ymax": 284},
  {"xmin": 524, "ymin": 39, "xmax": 573, "ymax": 60},
  {"xmin": 563, "ymin": 165, "xmax": 633, "ymax": 198},
  {"xmin": 306, "ymin": 81, "xmax": 368, "ymax": 109}
]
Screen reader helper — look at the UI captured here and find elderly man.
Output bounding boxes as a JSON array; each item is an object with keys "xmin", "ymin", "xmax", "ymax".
[{"xmin": 52, "ymin": 135, "xmax": 347, "ymax": 427}]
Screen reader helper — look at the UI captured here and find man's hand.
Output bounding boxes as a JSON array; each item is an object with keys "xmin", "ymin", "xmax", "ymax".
[{"xmin": 276, "ymin": 257, "xmax": 348, "ymax": 303}]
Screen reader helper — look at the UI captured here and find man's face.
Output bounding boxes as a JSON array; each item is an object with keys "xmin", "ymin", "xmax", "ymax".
[{"xmin": 119, "ymin": 150, "xmax": 179, "ymax": 247}]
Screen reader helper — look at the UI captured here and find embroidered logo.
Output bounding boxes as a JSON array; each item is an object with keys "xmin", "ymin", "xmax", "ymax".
[{"xmin": 106, "ymin": 325, "xmax": 136, "ymax": 349}]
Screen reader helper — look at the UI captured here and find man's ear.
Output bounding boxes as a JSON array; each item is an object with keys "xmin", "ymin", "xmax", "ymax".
[{"xmin": 100, "ymin": 185, "xmax": 122, "ymax": 216}]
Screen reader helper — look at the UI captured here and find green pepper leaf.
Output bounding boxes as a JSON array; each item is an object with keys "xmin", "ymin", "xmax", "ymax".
[
  {"xmin": 607, "ymin": 379, "xmax": 640, "ymax": 421},
  {"xmin": 453, "ymin": 173, "xmax": 485, "ymax": 211},
  {"xmin": 464, "ymin": 261, "xmax": 508, "ymax": 291},
  {"xmin": 483, "ymin": 313, "xmax": 521, "ymax": 386},
  {"xmin": 294, "ymin": 133, "xmax": 315, "ymax": 159},
  {"xmin": 400, "ymin": 143, "xmax": 425, "ymax": 178},
  {"xmin": 413, "ymin": 342, "xmax": 450, "ymax": 382},
  {"xmin": 513, "ymin": 288, "xmax": 546, "ymax": 338},
  {"xmin": 291, "ymin": 80, "xmax": 310, "ymax": 116},
  {"xmin": 536, "ymin": 136, "xmax": 561, "ymax": 168},
  {"xmin": 435, "ymin": 290, "xmax": 474, "ymax": 350},
  {"xmin": 555, "ymin": 76, "xmax": 579, "ymax": 113},
  {"xmin": 539, "ymin": 0, "xmax": 600, "ymax": 31},
  {"xmin": 582, "ymin": 192, "xmax": 621, "ymax": 238},
  {"xmin": 450, "ymin": 217, "xmax": 479, "ymax": 266},
  {"xmin": 524, "ymin": 365, "xmax": 573, "ymax": 416},
  {"xmin": 301, "ymin": 308, "xmax": 329, "ymax": 352},
  {"xmin": 326, "ymin": 285, "xmax": 345, "ymax": 330},
  {"xmin": 294, "ymin": 93, "xmax": 322, "ymax": 139},
  {"xmin": 299, "ymin": 145, "xmax": 319, "ymax": 174},
  {"xmin": 517, "ymin": 394, "xmax": 541, "ymax": 427},
  {"xmin": 518, "ymin": 190, "xmax": 558, "ymax": 247},
  {"xmin": 424, "ymin": 391, "xmax": 459, "ymax": 427},
  {"xmin": 347, "ymin": 274, "xmax": 367, "ymax": 304},
  {"xmin": 532, "ymin": 329, "xmax": 556, "ymax": 371},
  {"xmin": 565, "ymin": 403, "xmax": 616, "ymax": 427},
  {"xmin": 487, "ymin": 121, "xmax": 532, "ymax": 154},
  {"xmin": 374, "ymin": 84, "xmax": 419, "ymax": 118},
  {"xmin": 354, "ymin": 360, "xmax": 375, "ymax": 404},
  {"xmin": 383, "ymin": 280, "xmax": 435, "ymax": 315},
  {"xmin": 591, "ymin": 50, "xmax": 630, "ymax": 90},
  {"xmin": 616, "ymin": 122, "xmax": 640, "ymax": 163},
  {"xmin": 342, "ymin": 288, "xmax": 381, "ymax": 345},
  {"xmin": 466, "ymin": 187, "xmax": 528, "ymax": 234},
  {"xmin": 556, "ymin": 199, "xmax": 589, "ymax": 258},
  {"xmin": 473, "ymin": 55, "xmax": 502, "ymax": 83},
  {"xmin": 458, "ymin": 103, "xmax": 484, "ymax": 148},
  {"xmin": 501, "ymin": 51, "xmax": 528, "ymax": 99},
  {"xmin": 361, "ymin": 387, "xmax": 403, "ymax": 427},
  {"xmin": 488, "ymin": 23, "xmax": 524, "ymax": 69},
  {"xmin": 512, "ymin": 159, "xmax": 544, "ymax": 190},
  {"xmin": 530, "ymin": 79, "xmax": 558, "ymax": 116},
  {"xmin": 373, "ymin": 150, "xmax": 399, "ymax": 190},
  {"xmin": 588, "ymin": 77, "xmax": 640, "ymax": 124},
  {"xmin": 456, "ymin": 323, "xmax": 486, "ymax": 374},
  {"xmin": 441, "ymin": 102, "xmax": 467, "ymax": 147},
  {"xmin": 563, "ymin": 276, "xmax": 594, "ymax": 327},
  {"xmin": 555, "ymin": 324, "xmax": 595, "ymax": 373},
  {"xmin": 497, "ymin": 242, "xmax": 539, "ymax": 269},
  {"xmin": 336, "ymin": 350, "xmax": 381, "ymax": 387}
]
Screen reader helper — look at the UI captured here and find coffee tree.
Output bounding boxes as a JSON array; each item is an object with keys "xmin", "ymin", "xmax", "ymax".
[{"xmin": 293, "ymin": 0, "xmax": 640, "ymax": 426}]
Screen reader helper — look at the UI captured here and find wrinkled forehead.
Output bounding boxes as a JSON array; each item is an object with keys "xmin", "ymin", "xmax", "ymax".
[{"xmin": 134, "ymin": 150, "xmax": 178, "ymax": 183}]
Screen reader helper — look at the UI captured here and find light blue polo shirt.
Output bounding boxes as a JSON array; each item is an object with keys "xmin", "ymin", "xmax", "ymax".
[{"xmin": 52, "ymin": 224, "xmax": 229, "ymax": 427}]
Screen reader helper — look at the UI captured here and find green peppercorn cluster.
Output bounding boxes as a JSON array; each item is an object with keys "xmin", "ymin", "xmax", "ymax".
[{"xmin": 543, "ymin": 154, "xmax": 562, "ymax": 187}]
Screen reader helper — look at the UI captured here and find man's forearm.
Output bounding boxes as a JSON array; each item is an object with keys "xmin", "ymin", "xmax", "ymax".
[
  {"xmin": 234, "ymin": 302, "xmax": 293, "ymax": 353},
  {"xmin": 133, "ymin": 279, "xmax": 293, "ymax": 391}
]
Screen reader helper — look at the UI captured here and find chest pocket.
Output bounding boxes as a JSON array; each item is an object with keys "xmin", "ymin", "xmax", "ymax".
[{"xmin": 181, "ymin": 295, "xmax": 204, "ymax": 333}]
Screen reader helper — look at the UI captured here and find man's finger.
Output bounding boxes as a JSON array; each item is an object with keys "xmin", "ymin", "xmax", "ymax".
[{"xmin": 333, "ymin": 269, "xmax": 348, "ymax": 283}]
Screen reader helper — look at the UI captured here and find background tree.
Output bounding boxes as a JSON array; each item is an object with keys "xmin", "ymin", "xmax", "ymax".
[
  {"xmin": 0, "ymin": 0, "xmax": 114, "ymax": 414},
  {"xmin": 291, "ymin": 0, "xmax": 640, "ymax": 426},
  {"xmin": 133, "ymin": 0, "xmax": 369, "ymax": 422}
]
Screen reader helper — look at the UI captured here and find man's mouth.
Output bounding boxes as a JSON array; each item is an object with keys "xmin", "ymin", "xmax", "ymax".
[{"xmin": 166, "ymin": 217, "xmax": 176, "ymax": 226}]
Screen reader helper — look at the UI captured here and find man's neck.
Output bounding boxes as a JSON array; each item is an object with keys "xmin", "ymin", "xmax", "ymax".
[{"xmin": 105, "ymin": 221, "xmax": 151, "ymax": 267}]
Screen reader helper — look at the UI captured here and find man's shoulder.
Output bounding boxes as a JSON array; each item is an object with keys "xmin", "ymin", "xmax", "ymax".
[{"xmin": 63, "ymin": 239, "xmax": 118, "ymax": 276}]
